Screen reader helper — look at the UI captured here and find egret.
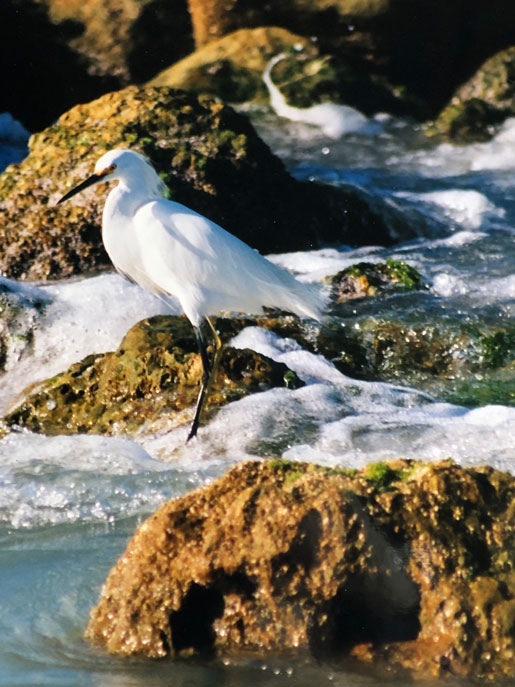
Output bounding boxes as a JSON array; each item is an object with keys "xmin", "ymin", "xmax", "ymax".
[
  {"xmin": 58, "ymin": 149, "xmax": 326, "ymax": 441},
  {"xmin": 263, "ymin": 53, "xmax": 369, "ymax": 139}
]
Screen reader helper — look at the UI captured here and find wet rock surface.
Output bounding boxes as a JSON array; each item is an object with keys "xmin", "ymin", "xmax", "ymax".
[
  {"xmin": 85, "ymin": 458, "xmax": 515, "ymax": 680},
  {"xmin": 4, "ymin": 315, "xmax": 303, "ymax": 436},
  {"xmin": 0, "ymin": 84, "xmax": 400, "ymax": 282},
  {"xmin": 150, "ymin": 27, "xmax": 317, "ymax": 104},
  {"xmin": 326, "ymin": 259, "xmax": 424, "ymax": 303}
]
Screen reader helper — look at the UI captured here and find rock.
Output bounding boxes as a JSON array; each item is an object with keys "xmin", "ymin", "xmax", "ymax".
[
  {"xmin": 39, "ymin": 0, "xmax": 193, "ymax": 84},
  {"xmin": 3, "ymin": 315, "xmax": 303, "ymax": 436},
  {"xmin": 0, "ymin": 0, "xmax": 118, "ymax": 131},
  {"xmin": 85, "ymin": 458, "xmax": 515, "ymax": 680},
  {"xmin": 326, "ymin": 259, "xmax": 424, "ymax": 303},
  {"xmin": 0, "ymin": 84, "xmax": 406, "ymax": 281},
  {"xmin": 428, "ymin": 99, "xmax": 507, "ymax": 144},
  {"xmin": 453, "ymin": 46, "xmax": 515, "ymax": 112},
  {"xmin": 214, "ymin": 296, "xmax": 515, "ymax": 409},
  {"xmin": 151, "ymin": 27, "xmax": 402, "ymax": 114},
  {"xmin": 430, "ymin": 47, "xmax": 515, "ymax": 143},
  {"xmin": 317, "ymin": 316, "xmax": 515, "ymax": 403}
]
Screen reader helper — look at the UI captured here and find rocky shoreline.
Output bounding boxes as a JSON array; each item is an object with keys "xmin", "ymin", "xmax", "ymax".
[{"xmin": 2, "ymin": 0, "xmax": 515, "ymax": 681}]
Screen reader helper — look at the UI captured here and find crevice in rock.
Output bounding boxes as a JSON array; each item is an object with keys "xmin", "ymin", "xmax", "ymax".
[
  {"xmin": 310, "ymin": 566, "xmax": 421, "ymax": 659},
  {"xmin": 170, "ymin": 583, "xmax": 224, "ymax": 654},
  {"xmin": 271, "ymin": 509, "xmax": 322, "ymax": 596}
]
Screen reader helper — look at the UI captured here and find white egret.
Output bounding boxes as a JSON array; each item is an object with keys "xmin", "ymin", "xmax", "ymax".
[
  {"xmin": 58, "ymin": 148, "xmax": 326, "ymax": 441},
  {"xmin": 263, "ymin": 53, "xmax": 369, "ymax": 139}
]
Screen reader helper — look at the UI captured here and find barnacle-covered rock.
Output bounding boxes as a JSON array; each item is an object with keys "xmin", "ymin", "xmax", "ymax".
[{"xmin": 85, "ymin": 458, "xmax": 515, "ymax": 680}]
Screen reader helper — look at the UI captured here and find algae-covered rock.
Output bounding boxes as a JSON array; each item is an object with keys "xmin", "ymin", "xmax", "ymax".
[
  {"xmin": 429, "ymin": 98, "xmax": 507, "ymax": 144},
  {"xmin": 327, "ymin": 259, "xmax": 424, "ymax": 303},
  {"xmin": 317, "ymin": 316, "xmax": 515, "ymax": 403},
  {"xmin": 4, "ymin": 315, "xmax": 303, "ymax": 436},
  {"xmin": 0, "ymin": 84, "xmax": 400, "ymax": 281},
  {"xmin": 85, "ymin": 458, "xmax": 515, "ymax": 679}
]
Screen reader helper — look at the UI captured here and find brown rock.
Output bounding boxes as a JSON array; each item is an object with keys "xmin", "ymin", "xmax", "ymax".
[
  {"xmin": 38, "ymin": 0, "xmax": 193, "ymax": 84},
  {"xmin": 85, "ymin": 458, "xmax": 515, "ymax": 680}
]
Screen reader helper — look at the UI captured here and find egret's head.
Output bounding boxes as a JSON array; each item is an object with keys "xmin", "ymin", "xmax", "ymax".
[{"xmin": 57, "ymin": 148, "xmax": 157, "ymax": 204}]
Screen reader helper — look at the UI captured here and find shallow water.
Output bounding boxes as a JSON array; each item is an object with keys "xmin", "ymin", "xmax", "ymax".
[{"xmin": 1, "ymin": 110, "xmax": 515, "ymax": 685}]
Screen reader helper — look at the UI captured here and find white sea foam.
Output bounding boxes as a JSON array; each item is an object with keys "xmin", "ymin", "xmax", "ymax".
[
  {"xmin": 0, "ymin": 432, "xmax": 174, "ymax": 528},
  {"xmin": 394, "ymin": 189, "xmax": 505, "ymax": 230},
  {"xmin": 0, "ymin": 272, "xmax": 179, "ymax": 413},
  {"xmin": 138, "ymin": 326, "xmax": 515, "ymax": 476}
]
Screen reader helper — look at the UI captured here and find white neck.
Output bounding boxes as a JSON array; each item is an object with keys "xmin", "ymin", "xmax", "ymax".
[{"xmin": 263, "ymin": 54, "xmax": 295, "ymax": 116}]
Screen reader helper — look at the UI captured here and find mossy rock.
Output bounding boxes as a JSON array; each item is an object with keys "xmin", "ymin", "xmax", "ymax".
[
  {"xmin": 227, "ymin": 308, "xmax": 515, "ymax": 407},
  {"xmin": 0, "ymin": 84, "xmax": 402, "ymax": 281},
  {"xmin": 4, "ymin": 315, "xmax": 303, "ymax": 436},
  {"xmin": 85, "ymin": 458, "xmax": 515, "ymax": 679},
  {"xmin": 428, "ymin": 98, "xmax": 507, "ymax": 144},
  {"xmin": 315, "ymin": 315, "xmax": 515, "ymax": 407},
  {"xmin": 326, "ymin": 259, "xmax": 424, "ymax": 303}
]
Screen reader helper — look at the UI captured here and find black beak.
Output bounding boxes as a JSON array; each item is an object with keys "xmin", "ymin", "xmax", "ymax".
[{"xmin": 57, "ymin": 173, "xmax": 103, "ymax": 204}]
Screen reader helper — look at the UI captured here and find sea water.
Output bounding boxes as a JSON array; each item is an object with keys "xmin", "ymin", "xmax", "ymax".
[{"xmin": 0, "ymin": 110, "xmax": 514, "ymax": 686}]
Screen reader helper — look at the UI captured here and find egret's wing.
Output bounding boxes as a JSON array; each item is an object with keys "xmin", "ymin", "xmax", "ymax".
[{"xmin": 132, "ymin": 199, "xmax": 324, "ymax": 320}]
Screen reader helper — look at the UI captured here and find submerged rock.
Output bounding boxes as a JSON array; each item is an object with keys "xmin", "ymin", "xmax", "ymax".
[
  {"xmin": 0, "ymin": 278, "xmax": 48, "ymax": 373},
  {"xmin": 3, "ymin": 315, "xmax": 303, "ymax": 436},
  {"xmin": 85, "ymin": 458, "xmax": 515, "ymax": 680},
  {"xmin": 0, "ymin": 84, "xmax": 401, "ymax": 281}
]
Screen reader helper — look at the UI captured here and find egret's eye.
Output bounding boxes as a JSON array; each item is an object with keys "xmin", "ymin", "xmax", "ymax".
[{"xmin": 99, "ymin": 163, "xmax": 117, "ymax": 176}]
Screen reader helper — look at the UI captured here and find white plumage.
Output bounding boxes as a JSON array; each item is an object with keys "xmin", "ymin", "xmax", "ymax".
[{"xmin": 58, "ymin": 148, "xmax": 326, "ymax": 439}]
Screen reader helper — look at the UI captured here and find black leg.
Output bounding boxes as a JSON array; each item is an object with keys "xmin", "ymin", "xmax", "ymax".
[{"xmin": 186, "ymin": 320, "xmax": 223, "ymax": 442}]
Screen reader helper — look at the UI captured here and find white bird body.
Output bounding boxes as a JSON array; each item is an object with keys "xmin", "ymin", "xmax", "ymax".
[
  {"xmin": 99, "ymin": 151, "xmax": 325, "ymax": 326},
  {"xmin": 59, "ymin": 148, "xmax": 326, "ymax": 439},
  {"xmin": 263, "ymin": 53, "xmax": 369, "ymax": 139}
]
